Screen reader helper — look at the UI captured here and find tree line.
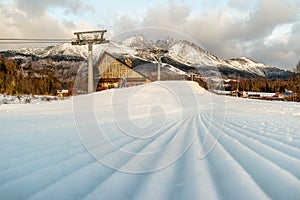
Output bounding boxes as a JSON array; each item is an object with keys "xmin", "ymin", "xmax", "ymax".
[
  {"xmin": 0, "ymin": 55, "xmax": 62, "ymax": 95},
  {"xmin": 295, "ymin": 60, "xmax": 300, "ymax": 73},
  {"xmin": 223, "ymin": 75, "xmax": 300, "ymax": 101},
  {"xmin": 0, "ymin": 54, "xmax": 299, "ymax": 101}
]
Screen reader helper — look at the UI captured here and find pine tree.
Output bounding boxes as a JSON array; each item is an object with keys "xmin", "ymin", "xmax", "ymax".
[{"xmin": 296, "ymin": 60, "xmax": 300, "ymax": 73}]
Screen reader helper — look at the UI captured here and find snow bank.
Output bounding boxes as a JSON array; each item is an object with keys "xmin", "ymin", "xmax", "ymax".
[{"xmin": 0, "ymin": 94, "xmax": 60, "ymax": 105}]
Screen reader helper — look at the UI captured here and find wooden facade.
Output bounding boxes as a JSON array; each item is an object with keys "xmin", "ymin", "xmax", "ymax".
[{"xmin": 96, "ymin": 52, "xmax": 151, "ymax": 91}]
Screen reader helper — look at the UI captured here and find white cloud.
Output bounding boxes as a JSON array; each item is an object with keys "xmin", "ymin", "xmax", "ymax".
[
  {"xmin": 0, "ymin": 0, "xmax": 95, "ymax": 50},
  {"xmin": 112, "ymin": 0, "xmax": 300, "ymax": 69}
]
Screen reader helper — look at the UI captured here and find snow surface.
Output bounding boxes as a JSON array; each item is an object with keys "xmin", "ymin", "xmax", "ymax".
[
  {"xmin": 0, "ymin": 94, "xmax": 60, "ymax": 105},
  {"xmin": 0, "ymin": 81, "xmax": 300, "ymax": 200}
]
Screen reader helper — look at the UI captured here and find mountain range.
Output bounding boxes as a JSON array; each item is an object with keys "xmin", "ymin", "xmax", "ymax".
[{"xmin": 0, "ymin": 35, "xmax": 295, "ymax": 81}]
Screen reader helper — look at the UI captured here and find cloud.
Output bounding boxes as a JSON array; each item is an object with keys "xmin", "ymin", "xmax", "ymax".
[
  {"xmin": 249, "ymin": 23, "xmax": 299, "ymax": 69},
  {"xmin": 112, "ymin": 0, "xmax": 300, "ymax": 69},
  {"xmin": 0, "ymin": 0, "xmax": 95, "ymax": 50},
  {"xmin": 1, "ymin": 0, "xmax": 299, "ymax": 69},
  {"xmin": 113, "ymin": 15, "xmax": 140, "ymax": 33},
  {"xmin": 228, "ymin": 0, "xmax": 255, "ymax": 10},
  {"xmin": 239, "ymin": 0, "xmax": 300, "ymax": 68},
  {"xmin": 143, "ymin": 1, "xmax": 191, "ymax": 27},
  {"xmin": 241, "ymin": 0, "xmax": 299, "ymax": 39},
  {"xmin": 14, "ymin": 0, "xmax": 93, "ymax": 17},
  {"xmin": 0, "ymin": 2, "xmax": 70, "ymax": 38}
]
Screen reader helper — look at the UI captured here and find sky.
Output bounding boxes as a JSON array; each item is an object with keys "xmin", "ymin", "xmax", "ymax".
[{"xmin": 0, "ymin": 0, "xmax": 299, "ymax": 70}]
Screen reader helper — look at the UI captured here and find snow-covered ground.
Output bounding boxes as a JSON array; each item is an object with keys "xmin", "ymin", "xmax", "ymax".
[
  {"xmin": 0, "ymin": 94, "xmax": 60, "ymax": 105},
  {"xmin": 0, "ymin": 81, "xmax": 300, "ymax": 200}
]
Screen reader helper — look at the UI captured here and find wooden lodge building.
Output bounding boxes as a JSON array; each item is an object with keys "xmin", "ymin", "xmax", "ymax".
[{"xmin": 96, "ymin": 52, "xmax": 151, "ymax": 91}]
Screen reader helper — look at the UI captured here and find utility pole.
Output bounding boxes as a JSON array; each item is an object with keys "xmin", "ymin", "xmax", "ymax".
[
  {"xmin": 149, "ymin": 48, "xmax": 168, "ymax": 81},
  {"xmin": 71, "ymin": 30, "xmax": 109, "ymax": 93}
]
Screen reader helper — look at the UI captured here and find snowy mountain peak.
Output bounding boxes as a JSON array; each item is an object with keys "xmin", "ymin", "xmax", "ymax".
[
  {"xmin": 165, "ymin": 39, "xmax": 220, "ymax": 66},
  {"xmin": 1, "ymin": 35, "xmax": 292, "ymax": 78},
  {"xmin": 121, "ymin": 34, "xmax": 153, "ymax": 48},
  {"xmin": 230, "ymin": 57, "xmax": 260, "ymax": 64},
  {"xmin": 220, "ymin": 57, "xmax": 272, "ymax": 76},
  {"xmin": 14, "ymin": 43, "xmax": 88, "ymax": 59},
  {"xmin": 120, "ymin": 35, "xmax": 219, "ymax": 67}
]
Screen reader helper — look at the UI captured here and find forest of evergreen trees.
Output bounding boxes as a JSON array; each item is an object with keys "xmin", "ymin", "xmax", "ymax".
[
  {"xmin": 226, "ymin": 77, "xmax": 300, "ymax": 101},
  {"xmin": 0, "ymin": 55, "xmax": 299, "ymax": 101},
  {"xmin": 0, "ymin": 55, "xmax": 70, "ymax": 96}
]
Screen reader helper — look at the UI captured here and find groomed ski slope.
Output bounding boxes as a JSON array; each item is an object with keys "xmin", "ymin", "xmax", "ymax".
[{"xmin": 0, "ymin": 81, "xmax": 300, "ymax": 200}]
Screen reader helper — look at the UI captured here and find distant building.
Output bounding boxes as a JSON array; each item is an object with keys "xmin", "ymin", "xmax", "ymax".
[{"xmin": 96, "ymin": 52, "xmax": 151, "ymax": 91}]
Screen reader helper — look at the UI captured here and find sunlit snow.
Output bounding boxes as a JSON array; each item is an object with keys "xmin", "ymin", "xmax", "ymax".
[{"xmin": 0, "ymin": 81, "xmax": 299, "ymax": 200}]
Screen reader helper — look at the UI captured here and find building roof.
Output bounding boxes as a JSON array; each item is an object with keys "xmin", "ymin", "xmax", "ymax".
[{"xmin": 96, "ymin": 51, "xmax": 151, "ymax": 81}]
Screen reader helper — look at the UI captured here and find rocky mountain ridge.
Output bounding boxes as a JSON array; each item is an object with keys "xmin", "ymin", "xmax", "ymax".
[{"xmin": 0, "ymin": 35, "xmax": 295, "ymax": 79}]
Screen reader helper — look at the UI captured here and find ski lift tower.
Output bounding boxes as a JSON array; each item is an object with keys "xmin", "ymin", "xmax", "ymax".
[
  {"xmin": 72, "ymin": 30, "xmax": 109, "ymax": 93},
  {"xmin": 149, "ymin": 48, "xmax": 169, "ymax": 81}
]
